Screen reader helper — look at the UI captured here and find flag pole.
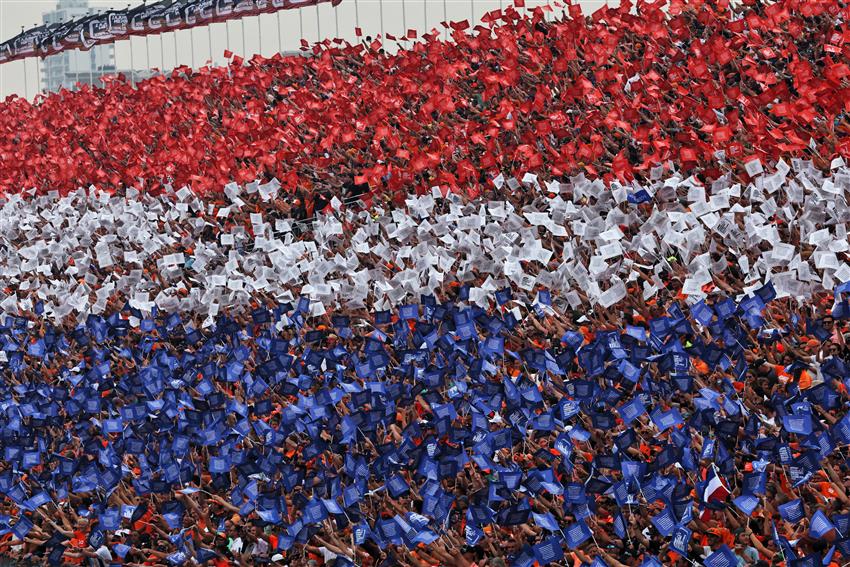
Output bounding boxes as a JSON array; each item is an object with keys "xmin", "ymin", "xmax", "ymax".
[
  {"xmin": 141, "ymin": 0, "xmax": 149, "ymax": 75},
  {"xmin": 241, "ymin": 18, "xmax": 247, "ymax": 59},
  {"xmin": 127, "ymin": 5, "xmax": 135, "ymax": 87},
  {"xmin": 190, "ymin": 27, "xmax": 197, "ymax": 69},
  {"xmin": 145, "ymin": 29, "xmax": 151, "ymax": 74},
  {"xmin": 277, "ymin": 10, "xmax": 283, "ymax": 53},
  {"xmin": 23, "ymin": 58, "xmax": 29, "ymax": 100},
  {"xmin": 334, "ymin": 3, "xmax": 339, "ymax": 39},
  {"xmin": 258, "ymin": 15, "xmax": 263, "ymax": 57},
  {"xmin": 354, "ymin": 0, "xmax": 360, "ymax": 30},
  {"xmin": 87, "ymin": 15, "xmax": 94, "ymax": 87},
  {"xmin": 34, "ymin": 25, "xmax": 42, "ymax": 95},
  {"xmin": 403, "ymin": 0, "xmax": 408, "ymax": 35}
]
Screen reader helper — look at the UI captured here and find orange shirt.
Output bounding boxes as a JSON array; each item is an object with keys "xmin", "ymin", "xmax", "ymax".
[{"xmin": 798, "ymin": 370, "xmax": 812, "ymax": 390}]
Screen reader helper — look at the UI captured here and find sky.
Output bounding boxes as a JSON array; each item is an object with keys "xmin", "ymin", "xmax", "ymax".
[{"xmin": 0, "ymin": 0, "xmax": 609, "ymax": 100}]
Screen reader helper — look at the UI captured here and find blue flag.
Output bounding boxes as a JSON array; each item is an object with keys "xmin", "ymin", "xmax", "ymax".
[
  {"xmin": 532, "ymin": 536, "xmax": 564, "ymax": 565},
  {"xmin": 650, "ymin": 507, "xmax": 677, "ymax": 537},
  {"xmin": 532, "ymin": 512, "xmax": 560, "ymax": 533},
  {"xmin": 613, "ymin": 511, "xmax": 627, "ymax": 540},
  {"xmin": 704, "ymin": 545, "xmax": 738, "ymax": 567},
  {"xmin": 670, "ymin": 526, "xmax": 691, "ymax": 556},
  {"xmin": 779, "ymin": 499, "xmax": 805, "ymax": 524},
  {"xmin": 832, "ymin": 413, "xmax": 850, "ymax": 444},
  {"xmin": 810, "ymin": 509, "xmax": 837, "ymax": 539},
  {"xmin": 733, "ymin": 494, "xmax": 760, "ymax": 516},
  {"xmin": 617, "ymin": 396, "xmax": 646, "ymax": 425},
  {"xmin": 783, "ymin": 413, "xmax": 814, "ymax": 436},
  {"xmin": 637, "ymin": 556, "xmax": 663, "ymax": 567},
  {"xmin": 564, "ymin": 520, "xmax": 592, "ymax": 549}
]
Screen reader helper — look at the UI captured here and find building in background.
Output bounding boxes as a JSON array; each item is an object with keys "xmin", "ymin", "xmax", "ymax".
[{"xmin": 41, "ymin": 0, "xmax": 115, "ymax": 92}]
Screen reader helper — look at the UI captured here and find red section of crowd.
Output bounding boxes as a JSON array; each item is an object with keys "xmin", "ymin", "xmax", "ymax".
[{"xmin": 1, "ymin": 0, "xmax": 850, "ymax": 197}]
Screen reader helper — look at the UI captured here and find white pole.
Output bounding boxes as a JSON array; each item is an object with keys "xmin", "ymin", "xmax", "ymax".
[
  {"xmin": 160, "ymin": 33, "xmax": 165, "ymax": 72},
  {"xmin": 258, "ymin": 15, "xmax": 263, "ymax": 57},
  {"xmin": 75, "ymin": 49, "xmax": 81, "ymax": 90},
  {"xmin": 129, "ymin": 38, "xmax": 135, "ymax": 86},
  {"xmin": 88, "ymin": 16, "xmax": 94, "ymax": 89},
  {"xmin": 380, "ymin": 0, "xmax": 384, "ymax": 38},
  {"xmin": 208, "ymin": 24, "xmax": 213, "ymax": 64},
  {"xmin": 126, "ymin": 3, "xmax": 134, "ymax": 84},
  {"xmin": 145, "ymin": 33, "xmax": 151, "ymax": 74},
  {"xmin": 277, "ymin": 11, "xmax": 283, "ymax": 53},
  {"xmin": 316, "ymin": 4, "xmax": 321, "ymax": 41},
  {"xmin": 443, "ymin": 0, "xmax": 448, "ymax": 39},
  {"xmin": 299, "ymin": 9, "xmax": 304, "ymax": 43},
  {"xmin": 139, "ymin": 0, "xmax": 149, "ymax": 75},
  {"xmin": 191, "ymin": 28, "xmax": 197, "ymax": 68},
  {"xmin": 334, "ymin": 3, "xmax": 339, "ymax": 39},
  {"xmin": 23, "ymin": 59, "xmax": 29, "ymax": 100},
  {"xmin": 402, "ymin": 0, "xmax": 407, "ymax": 34},
  {"xmin": 241, "ymin": 18, "xmax": 247, "ymax": 58},
  {"xmin": 34, "ymin": 21, "xmax": 42, "ymax": 95},
  {"xmin": 173, "ymin": 32, "xmax": 178, "ymax": 70},
  {"xmin": 20, "ymin": 28, "xmax": 29, "ymax": 99},
  {"xmin": 354, "ymin": 0, "xmax": 360, "ymax": 30}
]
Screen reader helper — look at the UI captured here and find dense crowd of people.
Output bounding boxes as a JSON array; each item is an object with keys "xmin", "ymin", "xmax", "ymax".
[
  {"xmin": 0, "ymin": 157, "xmax": 847, "ymax": 324},
  {"xmin": 0, "ymin": 157, "xmax": 842, "ymax": 566},
  {"xmin": 0, "ymin": 0, "xmax": 850, "ymax": 198},
  {"xmin": 1, "ymin": 0, "xmax": 850, "ymax": 565}
]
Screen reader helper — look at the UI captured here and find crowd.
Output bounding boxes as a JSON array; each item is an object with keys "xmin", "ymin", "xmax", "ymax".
[
  {"xmin": 0, "ymin": 0, "xmax": 850, "ymax": 198},
  {"xmin": 1, "ymin": 0, "xmax": 850, "ymax": 565},
  {"xmin": 0, "ymin": 156, "xmax": 846, "ymax": 324},
  {"xmin": 0, "ymin": 157, "xmax": 841, "ymax": 566}
]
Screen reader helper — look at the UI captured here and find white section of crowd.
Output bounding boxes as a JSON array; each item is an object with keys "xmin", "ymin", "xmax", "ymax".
[{"xmin": 0, "ymin": 157, "xmax": 848, "ymax": 325}]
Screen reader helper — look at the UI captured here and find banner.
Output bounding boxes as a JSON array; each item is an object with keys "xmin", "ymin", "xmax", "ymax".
[{"xmin": 0, "ymin": 0, "xmax": 341, "ymax": 64}]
